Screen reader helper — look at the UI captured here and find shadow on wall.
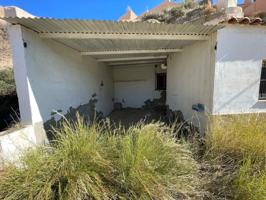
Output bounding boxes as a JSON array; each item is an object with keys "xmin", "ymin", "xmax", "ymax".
[
  {"xmin": 143, "ymin": 90, "xmax": 166, "ymax": 109},
  {"xmin": 215, "ymin": 79, "xmax": 259, "ymax": 113},
  {"xmin": 44, "ymin": 93, "xmax": 103, "ymax": 141}
]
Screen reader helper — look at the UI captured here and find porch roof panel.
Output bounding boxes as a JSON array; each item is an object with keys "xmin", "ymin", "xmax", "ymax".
[
  {"xmin": 3, "ymin": 17, "xmax": 222, "ymax": 35},
  {"xmin": 3, "ymin": 17, "xmax": 223, "ymax": 66}
]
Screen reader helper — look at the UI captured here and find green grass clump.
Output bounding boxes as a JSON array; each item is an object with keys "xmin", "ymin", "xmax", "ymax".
[
  {"xmin": 0, "ymin": 117, "xmax": 199, "ymax": 200},
  {"xmin": 205, "ymin": 114, "xmax": 266, "ymax": 200}
]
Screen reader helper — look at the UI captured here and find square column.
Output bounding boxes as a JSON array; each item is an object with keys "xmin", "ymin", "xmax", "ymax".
[{"xmin": 8, "ymin": 25, "xmax": 47, "ymax": 144}]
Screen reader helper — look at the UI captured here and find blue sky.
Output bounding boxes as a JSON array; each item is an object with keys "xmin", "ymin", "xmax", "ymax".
[{"xmin": 0, "ymin": 0, "xmax": 244, "ymax": 20}]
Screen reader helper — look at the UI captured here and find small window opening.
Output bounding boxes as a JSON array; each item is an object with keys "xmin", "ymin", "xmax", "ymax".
[
  {"xmin": 259, "ymin": 60, "xmax": 266, "ymax": 100},
  {"xmin": 156, "ymin": 73, "xmax": 166, "ymax": 90}
]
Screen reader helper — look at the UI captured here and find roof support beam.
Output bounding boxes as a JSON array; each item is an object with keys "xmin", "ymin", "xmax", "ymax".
[
  {"xmin": 108, "ymin": 60, "xmax": 166, "ymax": 66},
  {"xmin": 39, "ymin": 33, "xmax": 209, "ymax": 41},
  {"xmin": 97, "ymin": 56, "xmax": 167, "ymax": 62},
  {"xmin": 81, "ymin": 49, "xmax": 183, "ymax": 56}
]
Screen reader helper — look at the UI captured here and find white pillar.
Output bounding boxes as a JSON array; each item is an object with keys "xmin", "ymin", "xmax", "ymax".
[
  {"xmin": 8, "ymin": 25, "xmax": 33, "ymax": 125},
  {"xmin": 8, "ymin": 25, "xmax": 47, "ymax": 144}
]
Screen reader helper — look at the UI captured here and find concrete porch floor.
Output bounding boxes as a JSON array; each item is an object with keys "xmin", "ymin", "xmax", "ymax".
[{"xmin": 108, "ymin": 107, "xmax": 166, "ymax": 128}]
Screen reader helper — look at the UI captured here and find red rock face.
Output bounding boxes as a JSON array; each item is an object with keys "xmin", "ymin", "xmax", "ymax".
[{"xmin": 244, "ymin": 0, "xmax": 266, "ymax": 16}]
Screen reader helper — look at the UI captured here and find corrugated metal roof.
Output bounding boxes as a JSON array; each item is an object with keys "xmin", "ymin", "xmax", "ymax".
[
  {"xmin": 2, "ymin": 17, "xmax": 222, "ymax": 35},
  {"xmin": 2, "ymin": 17, "xmax": 222, "ymax": 65},
  {"xmin": 54, "ymin": 38, "xmax": 193, "ymax": 52}
]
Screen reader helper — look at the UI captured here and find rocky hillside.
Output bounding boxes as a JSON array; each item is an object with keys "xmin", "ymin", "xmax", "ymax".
[
  {"xmin": 0, "ymin": 20, "xmax": 12, "ymax": 70},
  {"xmin": 141, "ymin": 2, "xmax": 221, "ymax": 25},
  {"xmin": 0, "ymin": 20, "xmax": 18, "ymax": 132}
]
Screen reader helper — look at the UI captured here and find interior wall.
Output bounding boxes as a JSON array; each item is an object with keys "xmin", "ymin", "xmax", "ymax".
[
  {"xmin": 20, "ymin": 27, "xmax": 114, "ymax": 123},
  {"xmin": 112, "ymin": 65, "xmax": 162, "ymax": 108},
  {"xmin": 213, "ymin": 26, "xmax": 266, "ymax": 115},
  {"xmin": 167, "ymin": 34, "xmax": 216, "ymax": 128}
]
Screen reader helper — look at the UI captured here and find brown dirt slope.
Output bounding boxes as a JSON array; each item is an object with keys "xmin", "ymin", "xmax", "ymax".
[{"xmin": 0, "ymin": 20, "xmax": 12, "ymax": 70}]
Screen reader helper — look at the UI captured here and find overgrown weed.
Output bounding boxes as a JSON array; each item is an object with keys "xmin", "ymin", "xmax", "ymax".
[{"xmin": 0, "ymin": 116, "xmax": 200, "ymax": 200}]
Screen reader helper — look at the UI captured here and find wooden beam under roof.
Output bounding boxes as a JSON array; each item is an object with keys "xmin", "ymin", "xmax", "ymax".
[
  {"xmin": 97, "ymin": 56, "xmax": 167, "ymax": 62},
  {"xmin": 108, "ymin": 60, "xmax": 166, "ymax": 66},
  {"xmin": 39, "ymin": 33, "xmax": 209, "ymax": 41},
  {"xmin": 80, "ymin": 49, "xmax": 183, "ymax": 56}
]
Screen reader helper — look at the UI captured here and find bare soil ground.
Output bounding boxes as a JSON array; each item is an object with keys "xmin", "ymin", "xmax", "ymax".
[{"xmin": 108, "ymin": 107, "xmax": 166, "ymax": 128}]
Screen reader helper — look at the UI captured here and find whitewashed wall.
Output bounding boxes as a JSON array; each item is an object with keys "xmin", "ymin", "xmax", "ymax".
[
  {"xmin": 10, "ymin": 26, "xmax": 114, "ymax": 125},
  {"xmin": 1, "ymin": 6, "xmax": 34, "ymax": 18},
  {"xmin": 167, "ymin": 34, "xmax": 216, "ymax": 128},
  {"xmin": 213, "ymin": 26, "xmax": 266, "ymax": 114},
  {"xmin": 0, "ymin": 126, "xmax": 38, "ymax": 165},
  {"xmin": 113, "ymin": 65, "xmax": 162, "ymax": 108}
]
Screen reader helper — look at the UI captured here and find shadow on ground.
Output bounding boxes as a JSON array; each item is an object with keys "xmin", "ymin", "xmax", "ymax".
[{"xmin": 108, "ymin": 107, "xmax": 166, "ymax": 128}]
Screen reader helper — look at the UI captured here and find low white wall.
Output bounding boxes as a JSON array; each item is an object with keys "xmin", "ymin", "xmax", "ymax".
[
  {"xmin": 18, "ymin": 27, "xmax": 114, "ymax": 123},
  {"xmin": 113, "ymin": 65, "xmax": 162, "ymax": 108},
  {"xmin": 1, "ymin": 6, "xmax": 34, "ymax": 18},
  {"xmin": 167, "ymin": 35, "xmax": 216, "ymax": 128},
  {"xmin": 213, "ymin": 26, "xmax": 266, "ymax": 115},
  {"xmin": 0, "ymin": 126, "xmax": 37, "ymax": 165}
]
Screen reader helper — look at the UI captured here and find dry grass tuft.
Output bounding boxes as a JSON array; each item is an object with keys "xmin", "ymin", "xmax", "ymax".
[
  {"xmin": 206, "ymin": 114, "xmax": 266, "ymax": 162},
  {"xmin": 0, "ymin": 116, "xmax": 200, "ymax": 200},
  {"xmin": 204, "ymin": 114, "xmax": 266, "ymax": 200}
]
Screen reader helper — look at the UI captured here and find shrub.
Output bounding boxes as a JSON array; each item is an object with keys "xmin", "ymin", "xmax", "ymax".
[
  {"xmin": 183, "ymin": 2, "xmax": 198, "ymax": 10},
  {"xmin": 0, "ymin": 68, "xmax": 19, "ymax": 131},
  {"xmin": 141, "ymin": 6, "xmax": 185, "ymax": 23},
  {"xmin": 0, "ymin": 68, "xmax": 16, "ymax": 96},
  {"xmin": 168, "ymin": 7, "xmax": 185, "ymax": 18},
  {"xmin": 0, "ymin": 117, "xmax": 199, "ymax": 200},
  {"xmin": 142, "ymin": 13, "xmax": 165, "ymax": 22}
]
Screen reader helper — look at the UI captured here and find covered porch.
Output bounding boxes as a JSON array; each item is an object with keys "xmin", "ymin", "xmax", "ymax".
[{"xmin": 4, "ymin": 17, "xmax": 220, "ymax": 134}]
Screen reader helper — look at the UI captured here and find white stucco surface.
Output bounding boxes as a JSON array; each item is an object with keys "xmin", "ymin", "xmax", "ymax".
[
  {"xmin": 113, "ymin": 65, "xmax": 162, "ymax": 108},
  {"xmin": 9, "ymin": 25, "xmax": 114, "ymax": 124},
  {"xmin": 213, "ymin": 26, "xmax": 266, "ymax": 115},
  {"xmin": 0, "ymin": 126, "xmax": 37, "ymax": 165},
  {"xmin": 167, "ymin": 34, "xmax": 216, "ymax": 128},
  {"xmin": 8, "ymin": 25, "xmax": 33, "ymax": 125},
  {"xmin": 0, "ymin": 6, "xmax": 34, "ymax": 18}
]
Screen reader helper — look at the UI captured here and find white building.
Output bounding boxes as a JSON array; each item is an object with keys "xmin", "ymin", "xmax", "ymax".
[
  {"xmin": 1, "ymin": 4, "xmax": 266, "ymax": 161},
  {"xmin": 4, "ymin": 16, "xmax": 266, "ymax": 132}
]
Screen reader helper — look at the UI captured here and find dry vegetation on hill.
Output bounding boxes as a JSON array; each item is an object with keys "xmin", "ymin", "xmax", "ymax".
[{"xmin": 141, "ymin": 1, "xmax": 219, "ymax": 24}]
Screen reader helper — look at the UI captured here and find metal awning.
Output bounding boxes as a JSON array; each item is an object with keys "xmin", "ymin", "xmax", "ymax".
[{"xmin": 3, "ymin": 17, "xmax": 223, "ymax": 66}]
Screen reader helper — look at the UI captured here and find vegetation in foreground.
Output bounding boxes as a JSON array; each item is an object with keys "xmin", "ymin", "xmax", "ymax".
[
  {"xmin": 0, "ymin": 114, "xmax": 266, "ymax": 200},
  {"xmin": 205, "ymin": 114, "xmax": 266, "ymax": 200},
  {"xmin": 0, "ymin": 117, "xmax": 200, "ymax": 200}
]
